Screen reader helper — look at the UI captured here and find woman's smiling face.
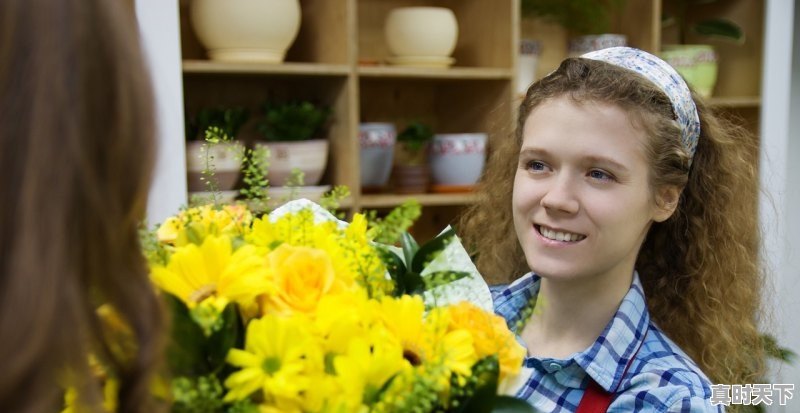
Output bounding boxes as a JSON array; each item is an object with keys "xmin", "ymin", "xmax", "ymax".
[{"xmin": 512, "ymin": 96, "xmax": 672, "ymax": 284}]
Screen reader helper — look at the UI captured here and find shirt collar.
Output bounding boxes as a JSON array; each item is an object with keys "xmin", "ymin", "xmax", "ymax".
[{"xmin": 492, "ymin": 272, "xmax": 651, "ymax": 392}]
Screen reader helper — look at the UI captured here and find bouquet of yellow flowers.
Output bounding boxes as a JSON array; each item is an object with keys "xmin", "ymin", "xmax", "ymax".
[{"xmin": 143, "ymin": 199, "xmax": 529, "ymax": 413}]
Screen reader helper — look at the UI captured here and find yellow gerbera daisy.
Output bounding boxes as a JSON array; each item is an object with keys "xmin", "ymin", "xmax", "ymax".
[{"xmin": 150, "ymin": 235, "xmax": 271, "ymax": 312}]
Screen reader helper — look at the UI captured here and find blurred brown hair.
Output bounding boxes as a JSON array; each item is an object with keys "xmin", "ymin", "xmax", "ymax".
[
  {"xmin": 459, "ymin": 57, "xmax": 764, "ymax": 390},
  {"xmin": 0, "ymin": 0, "xmax": 164, "ymax": 412}
]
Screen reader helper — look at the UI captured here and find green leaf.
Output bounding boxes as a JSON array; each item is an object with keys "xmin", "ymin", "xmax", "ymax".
[
  {"xmin": 411, "ymin": 227, "xmax": 456, "ymax": 274},
  {"xmin": 164, "ymin": 294, "xmax": 210, "ymax": 376},
  {"xmin": 458, "ymin": 356, "xmax": 500, "ymax": 413},
  {"xmin": 694, "ymin": 18, "xmax": 744, "ymax": 43},
  {"xmin": 206, "ymin": 303, "xmax": 242, "ymax": 372},
  {"xmin": 486, "ymin": 396, "xmax": 537, "ymax": 412},
  {"xmin": 401, "ymin": 231, "xmax": 419, "ymax": 267},
  {"xmin": 376, "ymin": 246, "xmax": 408, "ymax": 296}
]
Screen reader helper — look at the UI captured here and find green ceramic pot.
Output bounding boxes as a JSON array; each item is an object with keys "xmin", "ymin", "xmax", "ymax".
[{"xmin": 660, "ymin": 44, "xmax": 718, "ymax": 98}]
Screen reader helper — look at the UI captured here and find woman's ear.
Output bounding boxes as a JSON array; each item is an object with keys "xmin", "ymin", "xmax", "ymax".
[{"xmin": 653, "ymin": 185, "xmax": 682, "ymax": 222}]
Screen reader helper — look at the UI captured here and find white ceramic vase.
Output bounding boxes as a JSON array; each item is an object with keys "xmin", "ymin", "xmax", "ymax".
[
  {"xmin": 256, "ymin": 139, "xmax": 329, "ymax": 187},
  {"xmin": 359, "ymin": 123, "xmax": 396, "ymax": 190},
  {"xmin": 385, "ymin": 7, "xmax": 458, "ymax": 58},
  {"xmin": 191, "ymin": 0, "xmax": 301, "ymax": 63},
  {"xmin": 429, "ymin": 133, "xmax": 487, "ymax": 188}
]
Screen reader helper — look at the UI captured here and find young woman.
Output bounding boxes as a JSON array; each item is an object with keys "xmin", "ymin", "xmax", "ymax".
[
  {"xmin": 0, "ymin": 0, "xmax": 165, "ymax": 412},
  {"xmin": 460, "ymin": 47, "xmax": 764, "ymax": 412}
]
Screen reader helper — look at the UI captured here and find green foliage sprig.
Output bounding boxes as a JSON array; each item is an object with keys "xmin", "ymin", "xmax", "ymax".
[
  {"xmin": 366, "ymin": 200, "xmax": 422, "ymax": 245},
  {"xmin": 239, "ymin": 146, "xmax": 270, "ymax": 211},
  {"xmin": 257, "ymin": 100, "xmax": 331, "ymax": 142}
]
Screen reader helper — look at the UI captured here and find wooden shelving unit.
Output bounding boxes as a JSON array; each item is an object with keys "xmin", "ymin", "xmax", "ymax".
[
  {"xmin": 178, "ymin": 0, "xmax": 763, "ymax": 240},
  {"xmin": 177, "ymin": 0, "xmax": 520, "ymax": 241}
]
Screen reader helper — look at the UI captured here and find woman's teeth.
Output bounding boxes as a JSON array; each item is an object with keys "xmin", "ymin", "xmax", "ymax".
[{"xmin": 538, "ymin": 226, "xmax": 586, "ymax": 242}]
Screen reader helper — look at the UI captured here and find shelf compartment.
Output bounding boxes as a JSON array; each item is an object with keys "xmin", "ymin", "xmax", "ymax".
[
  {"xmin": 182, "ymin": 75, "xmax": 356, "ymax": 190},
  {"xmin": 360, "ymin": 193, "xmax": 477, "ymax": 208},
  {"xmin": 359, "ymin": 78, "xmax": 513, "ymax": 136},
  {"xmin": 357, "ymin": 0, "xmax": 514, "ymax": 69},
  {"xmin": 183, "ymin": 60, "xmax": 350, "ymax": 76},
  {"xmin": 358, "ymin": 66, "xmax": 512, "ymax": 80}
]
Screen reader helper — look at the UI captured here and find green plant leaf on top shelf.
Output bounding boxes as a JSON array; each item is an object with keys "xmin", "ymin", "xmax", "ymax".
[
  {"xmin": 693, "ymin": 18, "xmax": 744, "ymax": 43},
  {"xmin": 662, "ymin": 0, "xmax": 745, "ymax": 44},
  {"xmin": 520, "ymin": 0, "xmax": 626, "ymax": 35}
]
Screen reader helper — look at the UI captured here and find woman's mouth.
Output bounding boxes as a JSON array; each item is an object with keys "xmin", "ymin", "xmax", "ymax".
[{"xmin": 535, "ymin": 224, "xmax": 586, "ymax": 242}]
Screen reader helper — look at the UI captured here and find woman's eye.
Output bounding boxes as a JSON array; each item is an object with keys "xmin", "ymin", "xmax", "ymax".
[
  {"xmin": 526, "ymin": 160, "xmax": 546, "ymax": 171},
  {"xmin": 588, "ymin": 169, "xmax": 614, "ymax": 181}
]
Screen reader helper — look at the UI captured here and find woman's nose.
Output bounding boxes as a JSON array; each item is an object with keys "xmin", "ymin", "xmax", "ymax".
[{"xmin": 540, "ymin": 176, "xmax": 579, "ymax": 214}]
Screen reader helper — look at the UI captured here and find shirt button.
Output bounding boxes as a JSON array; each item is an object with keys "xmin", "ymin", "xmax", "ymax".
[{"xmin": 549, "ymin": 362, "xmax": 562, "ymax": 372}]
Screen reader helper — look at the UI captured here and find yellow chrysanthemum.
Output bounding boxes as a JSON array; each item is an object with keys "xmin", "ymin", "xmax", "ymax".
[
  {"xmin": 444, "ymin": 301, "xmax": 526, "ymax": 379},
  {"xmin": 157, "ymin": 204, "xmax": 252, "ymax": 246},
  {"xmin": 333, "ymin": 326, "xmax": 408, "ymax": 410},
  {"xmin": 424, "ymin": 308, "xmax": 478, "ymax": 386},
  {"xmin": 150, "ymin": 235, "xmax": 271, "ymax": 312},
  {"xmin": 224, "ymin": 315, "xmax": 319, "ymax": 408}
]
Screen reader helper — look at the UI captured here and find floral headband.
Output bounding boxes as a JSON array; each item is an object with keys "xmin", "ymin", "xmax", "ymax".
[{"xmin": 582, "ymin": 47, "xmax": 701, "ymax": 164}]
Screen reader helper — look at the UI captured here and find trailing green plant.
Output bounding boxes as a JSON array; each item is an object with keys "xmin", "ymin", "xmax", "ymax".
[
  {"xmin": 663, "ymin": 0, "xmax": 744, "ymax": 45},
  {"xmin": 196, "ymin": 126, "xmax": 235, "ymax": 207},
  {"xmin": 239, "ymin": 145, "xmax": 270, "ymax": 211},
  {"xmin": 186, "ymin": 106, "xmax": 249, "ymax": 141},
  {"xmin": 256, "ymin": 100, "xmax": 331, "ymax": 142},
  {"xmin": 520, "ymin": 0, "xmax": 625, "ymax": 35}
]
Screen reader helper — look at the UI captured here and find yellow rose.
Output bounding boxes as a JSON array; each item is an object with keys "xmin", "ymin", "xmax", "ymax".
[{"xmin": 261, "ymin": 244, "xmax": 341, "ymax": 315}]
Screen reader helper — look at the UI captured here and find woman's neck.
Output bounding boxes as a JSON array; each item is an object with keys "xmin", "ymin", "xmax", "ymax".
[{"xmin": 520, "ymin": 270, "xmax": 634, "ymax": 359}]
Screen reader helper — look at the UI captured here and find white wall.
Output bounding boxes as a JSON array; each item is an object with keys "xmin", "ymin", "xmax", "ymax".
[
  {"xmin": 761, "ymin": 1, "xmax": 799, "ymax": 410},
  {"xmin": 136, "ymin": 0, "xmax": 187, "ymax": 224}
]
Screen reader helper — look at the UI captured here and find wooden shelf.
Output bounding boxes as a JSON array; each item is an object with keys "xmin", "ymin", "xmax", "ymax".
[
  {"xmin": 358, "ymin": 66, "xmax": 513, "ymax": 80},
  {"xmin": 707, "ymin": 96, "xmax": 761, "ymax": 108},
  {"xmin": 359, "ymin": 193, "xmax": 478, "ymax": 208},
  {"xmin": 182, "ymin": 60, "xmax": 350, "ymax": 76}
]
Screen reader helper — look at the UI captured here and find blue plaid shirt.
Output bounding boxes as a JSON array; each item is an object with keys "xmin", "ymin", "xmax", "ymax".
[{"xmin": 492, "ymin": 272, "xmax": 724, "ymax": 412}]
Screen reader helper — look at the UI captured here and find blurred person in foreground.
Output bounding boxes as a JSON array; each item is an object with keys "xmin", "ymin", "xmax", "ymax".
[{"xmin": 0, "ymin": 0, "xmax": 165, "ymax": 412}]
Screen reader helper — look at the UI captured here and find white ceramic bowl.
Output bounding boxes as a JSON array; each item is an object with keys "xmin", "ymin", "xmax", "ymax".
[
  {"xmin": 385, "ymin": 7, "xmax": 458, "ymax": 58},
  {"xmin": 191, "ymin": 0, "xmax": 301, "ymax": 63},
  {"xmin": 429, "ymin": 133, "xmax": 487, "ymax": 186}
]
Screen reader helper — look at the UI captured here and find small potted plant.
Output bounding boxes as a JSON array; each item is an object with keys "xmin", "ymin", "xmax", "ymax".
[
  {"xmin": 392, "ymin": 121, "xmax": 434, "ymax": 194},
  {"xmin": 660, "ymin": 0, "xmax": 745, "ymax": 98},
  {"xmin": 255, "ymin": 100, "xmax": 332, "ymax": 187},
  {"xmin": 185, "ymin": 106, "xmax": 248, "ymax": 196}
]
